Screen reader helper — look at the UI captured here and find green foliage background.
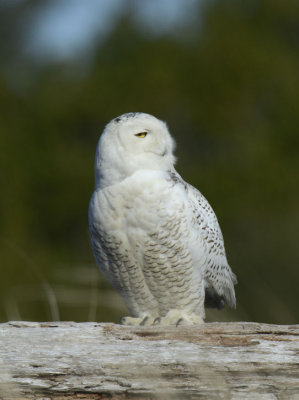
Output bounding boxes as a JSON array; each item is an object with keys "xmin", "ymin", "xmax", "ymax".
[{"xmin": 0, "ymin": 0, "xmax": 298, "ymax": 324}]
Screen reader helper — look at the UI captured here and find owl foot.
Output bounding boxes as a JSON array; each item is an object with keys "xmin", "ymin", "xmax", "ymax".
[
  {"xmin": 120, "ymin": 310, "xmax": 204, "ymax": 326},
  {"xmin": 153, "ymin": 310, "xmax": 205, "ymax": 326},
  {"xmin": 120, "ymin": 316, "xmax": 143, "ymax": 326},
  {"xmin": 120, "ymin": 315, "xmax": 156, "ymax": 326}
]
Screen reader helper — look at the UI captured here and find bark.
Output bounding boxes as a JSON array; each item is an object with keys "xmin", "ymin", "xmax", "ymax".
[{"xmin": 0, "ymin": 321, "xmax": 298, "ymax": 399}]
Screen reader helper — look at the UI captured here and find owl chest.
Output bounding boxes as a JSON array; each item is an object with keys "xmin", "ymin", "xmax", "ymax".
[
  {"xmin": 92, "ymin": 182, "xmax": 200, "ymax": 307},
  {"xmin": 97, "ymin": 185, "xmax": 189, "ymax": 258},
  {"xmin": 97, "ymin": 181, "xmax": 169, "ymax": 237}
]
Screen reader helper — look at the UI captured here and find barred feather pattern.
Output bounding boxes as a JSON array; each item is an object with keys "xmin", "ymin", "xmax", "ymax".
[
  {"xmin": 89, "ymin": 112, "xmax": 237, "ymax": 322},
  {"xmin": 170, "ymin": 172, "xmax": 237, "ymax": 309}
]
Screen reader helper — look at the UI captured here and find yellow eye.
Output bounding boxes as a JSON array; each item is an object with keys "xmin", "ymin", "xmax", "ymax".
[{"xmin": 134, "ymin": 132, "xmax": 147, "ymax": 138}]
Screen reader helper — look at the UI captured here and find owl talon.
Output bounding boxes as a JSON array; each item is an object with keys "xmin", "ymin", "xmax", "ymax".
[
  {"xmin": 176, "ymin": 318, "xmax": 184, "ymax": 327},
  {"xmin": 140, "ymin": 316, "xmax": 150, "ymax": 326},
  {"xmin": 152, "ymin": 310, "xmax": 205, "ymax": 326},
  {"xmin": 141, "ymin": 316, "xmax": 156, "ymax": 326}
]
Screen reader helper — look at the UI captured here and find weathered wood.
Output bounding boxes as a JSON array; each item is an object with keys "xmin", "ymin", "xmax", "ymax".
[{"xmin": 0, "ymin": 321, "xmax": 298, "ymax": 399}]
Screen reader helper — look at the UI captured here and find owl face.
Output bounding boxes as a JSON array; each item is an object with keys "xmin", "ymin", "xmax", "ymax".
[
  {"xmin": 112, "ymin": 112, "xmax": 174, "ymax": 158},
  {"xmin": 95, "ymin": 113, "xmax": 176, "ymax": 187}
]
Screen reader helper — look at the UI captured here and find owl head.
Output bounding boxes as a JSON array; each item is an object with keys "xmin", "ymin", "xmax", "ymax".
[{"xmin": 94, "ymin": 113, "xmax": 176, "ymax": 188}]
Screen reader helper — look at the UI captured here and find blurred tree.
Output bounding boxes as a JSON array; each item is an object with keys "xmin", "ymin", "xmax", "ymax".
[{"xmin": 0, "ymin": 0, "xmax": 298, "ymax": 323}]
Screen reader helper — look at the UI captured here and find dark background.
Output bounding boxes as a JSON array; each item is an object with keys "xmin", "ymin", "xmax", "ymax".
[{"xmin": 1, "ymin": 0, "xmax": 298, "ymax": 324}]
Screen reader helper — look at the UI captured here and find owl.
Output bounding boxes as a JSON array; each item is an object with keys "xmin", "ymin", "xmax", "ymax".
[{"xmin": 89, "ymin": 112, "xmax": 237, "ymax": 326}]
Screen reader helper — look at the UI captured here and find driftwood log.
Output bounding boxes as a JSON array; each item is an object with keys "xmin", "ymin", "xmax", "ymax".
[{"xmin": 0, "ymin": 321, "xmax": 298, "ymax": 399}]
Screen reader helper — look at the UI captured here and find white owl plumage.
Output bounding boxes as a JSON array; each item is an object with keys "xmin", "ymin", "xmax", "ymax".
[{"xmin": 89, "ymin": 112, "xmax": 237, "ymax": 325}]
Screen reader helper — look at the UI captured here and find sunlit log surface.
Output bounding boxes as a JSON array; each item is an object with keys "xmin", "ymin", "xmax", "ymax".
[{"xmin": 0, "ymin": 321, "xmax": 298, "ymax": 399}]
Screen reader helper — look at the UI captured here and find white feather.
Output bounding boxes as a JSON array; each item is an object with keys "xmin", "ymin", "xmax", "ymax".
[{"xmin": 89, "ymin": 112, "xmax": 236, "ymax": 322}]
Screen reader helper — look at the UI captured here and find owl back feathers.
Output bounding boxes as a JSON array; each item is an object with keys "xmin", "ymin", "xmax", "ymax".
[{"xmin": 170, "ymin": 172, "xmax": 237, "ymax": 309}]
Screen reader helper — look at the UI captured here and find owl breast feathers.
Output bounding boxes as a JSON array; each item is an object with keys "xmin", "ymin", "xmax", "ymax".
[{"xmin": 89, "ymin": 112, "xmax": 237, "ymax": 326}]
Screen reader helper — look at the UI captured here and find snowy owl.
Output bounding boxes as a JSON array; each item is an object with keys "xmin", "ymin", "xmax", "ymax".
[{"xmin": 89, "ymin": 112, "xmax": 237, "ymax": 326}]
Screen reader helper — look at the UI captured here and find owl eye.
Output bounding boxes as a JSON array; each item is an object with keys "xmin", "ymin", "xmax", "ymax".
[{"xmin": 134, "ymin": 132, "xmax": 147, "ymax": 138}]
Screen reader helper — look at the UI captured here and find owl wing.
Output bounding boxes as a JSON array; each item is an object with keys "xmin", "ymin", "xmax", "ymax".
[{"xmin": 171, "ymin": 172, "xmax": 237, "ymax": 309}]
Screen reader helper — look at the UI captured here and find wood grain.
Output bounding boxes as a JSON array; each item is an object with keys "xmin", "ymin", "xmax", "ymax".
[{"xmin": 0, "ymin": 321, "xmax": 298, "ymax": 399}]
